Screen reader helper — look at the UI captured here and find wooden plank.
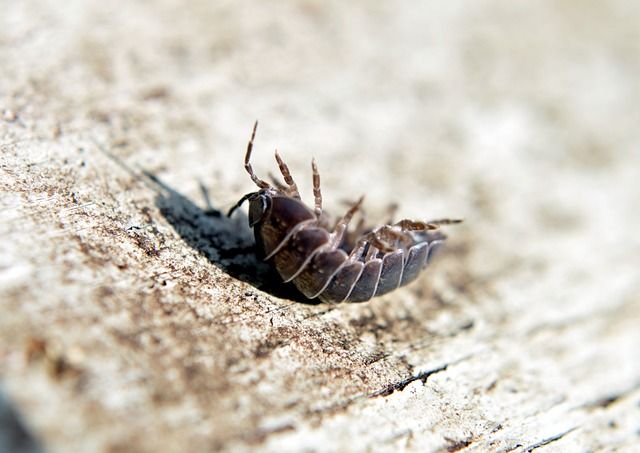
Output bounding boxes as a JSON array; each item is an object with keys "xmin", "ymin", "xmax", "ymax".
[{"xmin": 1, "ymin": 1, "xmax": 639, "ymax": 451}]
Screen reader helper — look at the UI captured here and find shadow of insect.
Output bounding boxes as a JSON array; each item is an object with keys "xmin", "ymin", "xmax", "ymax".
[
  {"xmin": 144, "ymin": 171, "xmax": 316, "ymax": 304},
  {"xmin": 0, "ymin": 386, "xmax": 44, "ymax": 453}
]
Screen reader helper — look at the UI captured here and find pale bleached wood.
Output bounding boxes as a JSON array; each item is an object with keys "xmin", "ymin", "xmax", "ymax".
[{"xmin": 1, "ymin": 1, "xmax": 640, "ymax": 452}]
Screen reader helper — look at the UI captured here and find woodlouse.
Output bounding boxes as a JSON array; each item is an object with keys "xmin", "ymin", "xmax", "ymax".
[{"xmin": 228, "ymin": 122, "xmax": 462, "ymax": 303}]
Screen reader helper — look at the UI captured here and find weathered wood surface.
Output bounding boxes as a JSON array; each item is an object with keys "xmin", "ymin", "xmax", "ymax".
[{"xmin": 1, "ymin": 1, "xmax": 639, "ymax": 451}]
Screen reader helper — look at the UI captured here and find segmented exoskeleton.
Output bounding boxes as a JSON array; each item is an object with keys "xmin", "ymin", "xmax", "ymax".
[{"xmin": 228, "ymin": 122, "xmax": 462, "ymax": 303}]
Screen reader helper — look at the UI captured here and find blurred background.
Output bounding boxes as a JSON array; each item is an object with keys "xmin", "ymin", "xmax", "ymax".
[{"xmin": 2, "ymin": 1, "xmax": 639, "ymax": 451}]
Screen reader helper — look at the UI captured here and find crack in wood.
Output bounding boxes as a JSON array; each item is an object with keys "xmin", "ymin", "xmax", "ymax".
[
  {"xmin": 367, "ymin": 363, "xmax": 450, "ymax": 398},
  {"xmin": 522, "ymin": 427, "xmax": 577, "ymax": 452},
  {"xmin": 445, "ymin": 436, "xmax": 473, "ymax": 452},
  {"xmin": 579, "ymin": 380, "xmax": 640, "ymax": 411}
]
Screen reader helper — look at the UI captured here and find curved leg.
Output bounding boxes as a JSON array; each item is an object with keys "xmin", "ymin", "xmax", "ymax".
[
  {"xmin": 365, "ymin": 244, "xmax": 380, "ymax": 260},
  {"xmin": 274, "ymin": 150, "xmax": 301, "ymax": 199},
  {"xmin": 335, "ymin": 199, "xmax": 369, "ymax": 251},
  {"xmin": 394, "ymin": 219, "xmax": 439, "ymax": 232},
  {"xmin": 364, "ymin": 225, "xmax": 414, "ymax": 252},
  {"xmin": 244, "ymin": 121, "xmax": 271, "ymax": 189},
  {"xmin": 328, "ymin": 196, "xmax": 364, "ymax": 248},
  {"xmin": 311, "ymin": 158, "xmax": 322, "ymax": 219},
  {"xmin": 349, "ymin": 240, "xmax": 367, "ymax": 261},
  {"xmin": 227, "ymin": 191, "xmax": 256, "ymax": 217},
  {"xmin": 424, "ymin": 218, "xmax": 464, "ymax": 226}
]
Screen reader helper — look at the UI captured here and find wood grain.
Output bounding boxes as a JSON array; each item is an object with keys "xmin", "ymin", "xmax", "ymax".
[{"xmin": 1, "ymin": 1, "xmax": 639, "ymax": 451}]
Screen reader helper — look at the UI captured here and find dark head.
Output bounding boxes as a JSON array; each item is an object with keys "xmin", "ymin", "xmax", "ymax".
[
  {"xmin": 247, "ymin": 189, "xmax": 275, "ymax": 227},
  {"xmin": 227, "ymin": 188, "xmax": 276, "ymax": 227}
]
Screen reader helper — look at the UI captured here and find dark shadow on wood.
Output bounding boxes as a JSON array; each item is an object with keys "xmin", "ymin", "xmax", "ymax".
[
  {"xmin": 0, "ymin": 388, "xmax": 43, "ymax": 453},
  {"xmin": 145, "ymin": 172, "xmax": 316, "ymax": 304}
]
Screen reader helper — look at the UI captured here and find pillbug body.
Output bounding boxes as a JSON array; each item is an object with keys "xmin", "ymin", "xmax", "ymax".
[{"xmin": 228, "ymin": 122, "xmax": 461, "ymax": 303}]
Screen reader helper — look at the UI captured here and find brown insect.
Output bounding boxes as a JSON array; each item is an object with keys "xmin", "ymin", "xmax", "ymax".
[{"xmin": 228, "ymin": 122, "xmax": 462, "ymax": 303}]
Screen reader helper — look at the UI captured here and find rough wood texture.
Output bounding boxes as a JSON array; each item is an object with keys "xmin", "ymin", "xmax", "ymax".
[{"xmin": 2, "ymin": 1, "xmax": 639, "ymax": 451}]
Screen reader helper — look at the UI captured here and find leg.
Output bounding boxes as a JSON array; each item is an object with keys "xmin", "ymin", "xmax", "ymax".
[
  {"xmin": 333, "ymin": 197, "xmax": 367, "ymax": 250},
  {"xmin": 311, "ymin": 158, "xmax": 322, "ymax": 218},
  {"xmin": 365, "ymin": 244, "xmax": 380, "ymax": 261},
  {"xmin": 363, "ymin": 225, "xmax": 414, "ymax": 252},
  {"xmin": 424, "ymin": 218, "xmax": 464, "ymax": 226},
  {"xmin": 244, "ymin": 121, "xmax": 271, "ymax": 189},
  {"xmin": 394, "ymin": 219, "xmax": 440, "ymax": 232},
  {"xmin": 274, "ymin": 150, "xmax": 301, "ymax": 199},
  {"xmin": 391, "ymin": 218, "xmax": 463, "ymax": 244},
  {"xmin": 227, "ymin": 192, "xmax": 256, "ymax": 217},
  {"xmin": 392, "ymin": 218, "xmax": 463, "ymax": 233},
  {"xmin": 328, "ymin": 196, "xmax": 364, "ymax": 248},
  {"xmin": 349, "ymin": 240, "xmax": 367, "ymax": 260},
  {"xmin": 347, "ymin": 229, "xmax": 391, "ymax": 262}
]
